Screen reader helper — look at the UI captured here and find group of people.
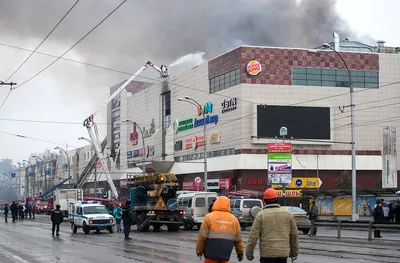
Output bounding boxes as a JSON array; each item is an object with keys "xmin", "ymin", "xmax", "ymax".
[
  {"xmin": 373, "ymin": 200, "xmax": 400, "ymax": 238},
  {"xmin": 196, "ymin": 188, "xmax": 298, "ymax": 263},
  {"xmin": 3, "ymin": 201, "xmax": 37, "ymax": 222}
]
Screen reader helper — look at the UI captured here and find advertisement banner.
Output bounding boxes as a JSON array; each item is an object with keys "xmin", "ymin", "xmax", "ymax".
[
  {"xmin": 182, "ymin": 178, "xmax": 231, "ymax": 191},
  {"xmin": 185, "ymin": 136, "xmax": 205, "ymax": 149},
  {"xmin": 276, "ymin": 190, "xmax": 302, "ymax": 197},
  {"xmin": 268, "ymin": 143, "xmax": 292, "ymax": 185}
]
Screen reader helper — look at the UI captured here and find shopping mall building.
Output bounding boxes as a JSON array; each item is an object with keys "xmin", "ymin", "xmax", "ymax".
[{"xmin": 108, "ymin": 37, "xmax": 400, "ymax": 197}]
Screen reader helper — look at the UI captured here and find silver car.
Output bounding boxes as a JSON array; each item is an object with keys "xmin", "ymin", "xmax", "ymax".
[{"xmin": 281, "ymin": 206, "xmax": 311, "ymax": 235}]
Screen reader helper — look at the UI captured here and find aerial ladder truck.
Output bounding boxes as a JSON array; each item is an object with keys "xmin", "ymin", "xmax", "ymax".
[{"xmin": 82, "ymin": 62, "xmax": 169, "ymax": 200}]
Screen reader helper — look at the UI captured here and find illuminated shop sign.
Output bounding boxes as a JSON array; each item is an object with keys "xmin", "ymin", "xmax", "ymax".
[
  {"xmin": 221, "ymin": 98, "xmax": 237, "ymax": 113},
  {"xmin": 174, "ymin": 102, "xmax": 218, "ymax": 133}
]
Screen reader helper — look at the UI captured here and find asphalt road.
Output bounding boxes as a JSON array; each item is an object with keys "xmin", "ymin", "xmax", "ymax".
[{"xmin": 0, "ymin": 215, "xmax": 399, "ymax": 263}]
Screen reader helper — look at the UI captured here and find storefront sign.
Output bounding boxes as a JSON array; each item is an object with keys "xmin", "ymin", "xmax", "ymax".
[
  {"xmin": 120, "ymin": 179, "xmax": 128, "ymax": 188},
  {"xmin": 245, "ymin": 60, "xmax": 262, "ymax": 77},
  {"xmin": 268, "ymin": 143, "xmax": 292, "ymax": 153},
  {"xmin": 268, "ymin": 143, "xmax": 292, "ymax": 185},
  {"xmin": 129, "ymin": 123, "xmax": 139, "ymax": 146},
  {"xmin": 182, "ymin": 178, "xmax": 231, "ymax": 191},
  {"xmin": 175, "ymin": 103, "xmax": 219, "ymax": 134},
  {"xmin": 127, "ymin": 151, "xmax": 133, "ymax": 159},
  {"xmin": 174, "ymin": 141, "xmax": 183, "ymax": 150},
  {"xmin": 272, "ymin": 177, "xmax": 323, "ymax": 189},
  {"xmin": 185, "ymin": 136, "xmax": 205, "ymax": 149},
  {"xmin": 209, "ymin": 132, "xmax": 221, "ymax": 144},
  {"xmin": 131, "ymin": 145, "xmax": 155, "ymax": 158},
  {"xmin": 247, "ymin": 178, "xmax": 268, "ymax": 185},
  {"xmin": 221, "ymin": 98, "xmax": 237, "ymax": 113},
  {"xmin": 276, "ymin": 190, "xmax": 302, "ymax": 197}
]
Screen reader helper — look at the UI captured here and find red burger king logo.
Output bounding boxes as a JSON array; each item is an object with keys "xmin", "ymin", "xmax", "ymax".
[{"xmin": 245, "ymin": 60, "xmax": 262, "ymax": 77}]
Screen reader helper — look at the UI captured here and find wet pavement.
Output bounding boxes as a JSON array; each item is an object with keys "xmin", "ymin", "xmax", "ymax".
[{"xmin": 0, "ymin": 215, "xmax": 399, "ymax": 263}]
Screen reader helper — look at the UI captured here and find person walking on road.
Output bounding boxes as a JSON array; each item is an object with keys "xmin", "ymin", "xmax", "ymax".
[
  {"xmin": 395, "ymin": 202, "xmax": 400, "ymax": 223},
  {"xmin": 196, "ymin": 196, "xmax": 244, "ymax": 263},
  {"xmin": 308, "ymin": 200, "xmax": 319, "ymax": 236},
  {"xmin": 373, "ymin": 200, "xmax": 384, "ymax": 238},
  {"xmin": 122, "ymin": 200, "xmax": 133, "ymax": 240},
  {"xmin": 26, "ymin": 203, "xmax": 33, "ymax": 219},
  {"xmin": 51, "ymin": 204, "xmax": 64, "ymax": 237},
  {"xmin": 18, "ymin": 204, "xmax": 24, "ymax": 220},
  {"xmin": 31, "ymin": 205, "xmax": 36, "ymax": 219},
  {"xmin": 10, "ymin": 201, "xmax": 18, "ymax": 222},
  {"xmin": 113, "ymin": 203, "xmax": 123, "ymax": 232},
  {"xmin": 4, "ymin": 204, "xmax": 9, "ymax": 222},
  {"xmin": 246, "ymin": 188, "xmax": 299, "ymax": 263}
]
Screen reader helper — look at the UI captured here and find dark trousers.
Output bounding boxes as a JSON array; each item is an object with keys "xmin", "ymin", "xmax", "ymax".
[
  {"xmin": 12, "ymin": 211, "xmax": 17, "ymax": 221},
  {"xmin": 123, "ymin": 223, "xmax": 131, "ymax": 238},
  {"xmin": 4, "ymin": 213, "xmax": 8, "ymax": 222},
  {"xmin": 28, "ymin": 211, "xmax": 32, "ymax": 219},
  {"xmin": 52, "ymin": 223, "xmax": 60, "ymax": 234},
  {"xmin": 260, "ymin": 258, "xmax": 287, "ymax": 263}
]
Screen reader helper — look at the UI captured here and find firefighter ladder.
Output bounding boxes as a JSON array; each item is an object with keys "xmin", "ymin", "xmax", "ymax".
[
  {"xmin": 74, "ymin": 136, "xmax": 107, "ymax": 189},
  {"xmin": 83, "ymin": 61, "xmax": 169, "ymax": 200}
]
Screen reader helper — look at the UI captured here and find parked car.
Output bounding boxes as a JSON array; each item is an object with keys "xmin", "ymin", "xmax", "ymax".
[
  {"xmin": 230, "ymin": 197, "xmax": 264, "ymax": 230},
  {"xmin": 281, "ymin": 206, "xmax": 311, "ymax": 235},
  {"xmin": 178, "ymin": 191, "xmax": 218, "ymax": 230}
]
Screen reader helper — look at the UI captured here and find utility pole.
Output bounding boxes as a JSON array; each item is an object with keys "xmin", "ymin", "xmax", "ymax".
[{"xmin": 94, "ymin": 157, "xmax": 98, "ymax": 198}]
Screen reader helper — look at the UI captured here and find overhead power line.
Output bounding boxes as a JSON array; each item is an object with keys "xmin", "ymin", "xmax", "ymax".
[
  {"xmin": 0, "ymin": 1, "xmax": 80, "ymax": 111},
  {"xmin": 4, "ymin": 1, "xmax": 80, "ymax": 83},
  {"xmin": 14, "ymin": 0, "xmax": 127, "ymax": 91}
]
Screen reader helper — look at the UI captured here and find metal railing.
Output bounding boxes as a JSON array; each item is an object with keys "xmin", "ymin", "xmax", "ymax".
[{"xmin": 315, "ymin": 220, "xmax": 400, "ymax": 241}]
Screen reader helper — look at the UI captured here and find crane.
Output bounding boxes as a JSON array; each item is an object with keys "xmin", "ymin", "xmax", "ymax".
[{"xmin": 83, "ymin": 61, "xmax": 169, "ymax": 199}]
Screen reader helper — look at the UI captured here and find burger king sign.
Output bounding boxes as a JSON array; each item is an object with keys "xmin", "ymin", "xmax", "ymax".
[{"xmin": 245, "ymin": 60, "xmax": 262, "ymax": 77}]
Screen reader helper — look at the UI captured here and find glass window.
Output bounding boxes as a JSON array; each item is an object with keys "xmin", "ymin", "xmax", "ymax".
[
  {"xmin": 306, "ymin": 68, "xmax": 321, "ymax": 74},
  {"xmin": 365, "ymin": 77, "xmax": 378, "ymax": 83},
  {"xmin": 352, "ymin": 76, "xmax": 364, "ymax": 82},
  {"xmin": 353, "ymin": 82, "xmax": 365, "ymax": 88},
  {"xmin": 365, "ymin": 71, "xmax": 378, "ymax": 77},
  {"xmin": 350, "ymin": 70, "xmax": 364, "ymax": 77},
  {"xmin": 235, "ymin": 78, "xmax": 240, "ymax": 85},
  {"xmin": 307, "ymin": 74, "xmax": 321, "ymax": 80},
  {"xmin": 321, "ymin": 69, "xmax": 335, "ymax": 75},
  {"xmin": 243, "ymin": 200, "xmax": 262, "ymax": 208},
  {"xmin": 307, "ymin": 80, "xmax": 321, "ymax": 86},
  {"xmin": 336, "ymin": 69, "xmax": 348, "ymax": 76},
  {"xmin": 282, "ymin": 207, "xmax": 307, "ymax": 214},
  {"xmin": 208, "ymin": 197, "xmax": 216, "ymax": 206},
  {"xmin": 293, "ymin": 79, "xmax": 307, "ymax": 85},
  {"xmin": 322, "ymin": 75, "xmax": 335, "ymax": 81},
  {"xmin": 336, "ymin": 75, "xmax": 350, "ymax": 82},
  {"xmin": 322, "ymin": 81, "xmax": 336, "ymax": 87},
  {"xmin": 292, "ymin": 67, "xmax": 306, "ymax": 73},
  {"xmin": 336, "ymin": 81, "xmax": 350, "ymax": 87},
  {"xmin": 234, "ymin": 200, "xmax": 240, "ymax": 208},
  {"xmin": 187, "ymin": 198, "xmax": 192, "ymax": 208},
  {"xmin": 292, "ymin": 73, "xmax": 306, "ymax": 80},
  {"xmin": 195, "ymin": 198, "xmax": 205, "ymax": 207}
]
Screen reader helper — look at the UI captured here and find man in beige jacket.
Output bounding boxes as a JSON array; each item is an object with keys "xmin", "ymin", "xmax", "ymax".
[{"xmin": 245, "ymin": 188, "xmax": 299, "ymax": 263}]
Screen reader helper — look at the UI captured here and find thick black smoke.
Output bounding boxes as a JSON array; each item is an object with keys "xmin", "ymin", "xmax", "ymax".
[{"xmin": 0, "ymin": 0, "xmax": 353, "ymax": 69}]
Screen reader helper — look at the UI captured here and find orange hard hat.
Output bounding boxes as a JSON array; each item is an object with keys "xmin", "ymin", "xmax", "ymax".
[{"xmin": 263, "ymin": 188, "xmax": 278, "ymax": 199}]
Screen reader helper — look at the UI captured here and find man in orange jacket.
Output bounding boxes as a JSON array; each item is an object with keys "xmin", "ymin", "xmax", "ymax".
[{"xmin": 196, "ymin": 196, "xmax": 244, "ymax": 263}]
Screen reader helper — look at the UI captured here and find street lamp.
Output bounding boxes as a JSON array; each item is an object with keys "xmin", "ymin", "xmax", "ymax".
[
  {"xmin": 122, "ymin": 120, "xmax": 146, "ymax": 175},
  {"xmin": 32, "ymin": 155, "xmax": 47, "ymax": 194},
  {"xmin": 55, "ymin": 147, "xmax": 71, "ymax": 185},
  {"xmin": 321, "ymin": 43, "xmax": 357, "ymax": 221},
  {"xmin": 177, "ymin": 96, "xmax": 208, "ymax": 192}
]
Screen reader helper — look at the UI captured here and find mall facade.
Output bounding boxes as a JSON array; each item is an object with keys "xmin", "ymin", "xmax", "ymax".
[{"xmin": 108, "ymin": 39, "xmax": 400, "ymax": 196}]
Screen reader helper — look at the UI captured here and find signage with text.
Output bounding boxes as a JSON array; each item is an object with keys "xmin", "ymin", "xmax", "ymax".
[
  {"xmin": 185, "ymin": 136, "xmax": 205, "ymax": 149},
  {"xmin": 221, "ymin": 98, "xmax": 237, "ymax": 113},
  {"xmin": 175, "ymin": 102, "xmax": 219, "ymax": 134},
  {"xmin": 276, "ymin": 189, "xmax": 302, "ymax": 197},
  {"xmin": 182, "ymin": 178, "xmax": 231, "ymax": 191},
  {"xmin": 268, "ymin": 143, "xmax": 292, "ymax": 185},
  {"xmin": 272, "ymin": 177, "xmax": 323, "ymax": 189},
  {"xmin": 209, "ymin": 132, "xmax": 221, "ymax": 145},
  {"xmin": 129, "ymin": 123, "xmax": 139, "ymax": 146}
]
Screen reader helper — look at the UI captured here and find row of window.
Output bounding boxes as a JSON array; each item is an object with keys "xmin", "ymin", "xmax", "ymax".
[
  {"xmin": 174, "ymin": 148, "xmax": 235, "ymax": 162},
  {"xmin": 209, "ymin": 68, "xmax": 241, "ymax": 93},
  {"xmin": 292, "ymin": 67, "xmax": 379, "ymax": 88}
]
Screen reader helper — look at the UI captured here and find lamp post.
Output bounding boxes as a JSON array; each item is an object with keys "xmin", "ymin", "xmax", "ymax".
[
  {"xmin": 122, "ymin": 120, "xmax": 146, "ymax": 175},
  {"xmin": 23, "ymin": 159, "xmax": 35, "ymax": 197},
  {"xmin": 32, "ymin": 156, "xmax": 46, "ymax": 194},
  {"xmin": 55, "ymin": 147, "xmax": 71, "ymax": 185},
  {"xmin": 178, "ymin": 96, "xmax": 208, "ymax": 192},
  {"xmin": 321, "ymin": 43, "xmax": 357, "ymax": 221}
]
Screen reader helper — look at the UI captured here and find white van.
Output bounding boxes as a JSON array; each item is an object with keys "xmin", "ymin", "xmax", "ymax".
[
  {"xmin": 230, "ymin": 197, "xmax": 264, "ymax": 230},
  {"xmin": 177, "ymin": 192, "xmax": 218, "ymax": 230}
]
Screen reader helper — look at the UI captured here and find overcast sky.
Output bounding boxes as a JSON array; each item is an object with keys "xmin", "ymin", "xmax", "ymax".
[{"xmin": 0, "ymin": 0, "xmax": 399, "ymax": 164}]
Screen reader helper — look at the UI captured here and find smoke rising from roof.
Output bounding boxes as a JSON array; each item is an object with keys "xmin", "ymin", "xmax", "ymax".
[{"xmin": 1, "ymin": 0, "xmax": 353, "ymax": 69}]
